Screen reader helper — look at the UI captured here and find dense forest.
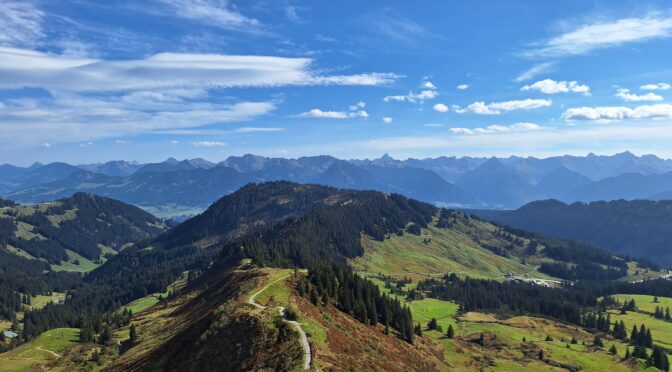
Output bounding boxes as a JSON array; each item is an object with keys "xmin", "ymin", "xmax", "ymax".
[{"xmin": 483, "ymin": 199, "xmax": 672, "ymax": 265}]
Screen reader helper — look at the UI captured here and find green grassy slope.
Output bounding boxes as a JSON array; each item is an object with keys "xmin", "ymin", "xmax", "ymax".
[
  {"xmin": 0, "ymin": 328, "xmax": 79, "ymax": 372},
  {"xmin": 351, "ymin": 215, "xmax": 553, "ymax": 281}
]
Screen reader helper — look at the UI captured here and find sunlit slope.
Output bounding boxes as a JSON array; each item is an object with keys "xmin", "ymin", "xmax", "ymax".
[{"xmin": 351, "ymin": 213, "xmax": 552, "ymax": 280}]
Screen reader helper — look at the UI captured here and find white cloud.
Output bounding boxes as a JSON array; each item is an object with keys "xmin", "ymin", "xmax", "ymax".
[
  {"xmin": 234, "ymin": 127, "xmax": 284, "ymax": 133},
  {"xmin": 521, "ymin": 79, "xmax": 590, "ymax": 94},
  {"xmin": 454, "ymin": 99, "xmax": 552, "ymax": 115},
  {"xmin": 192, "ymin": 141, "xmax": 227, "ymax": 147},
  {"xmin": 349, "ymin": 101, "xmax": 366, "ymax": 110},
  {"xmin": 562, "ymin": 104, "xmax": 672, "ymax": 121},
  {"xmin": 383, "ymin": 90, "xmax": 437, "ymax": 103},
  {"xmin": 0, "ymin": 2, "xmax": 43, "ymax": 47},
  {"xmin": 382, "ymin": 117, "xmax": 393, "ymax": 124},
  {"xmin": 524, "ymin": 14, "xmax": 672, "ymax": 58},
  {"xmin": 450, "ymin": 122, "xmax": 540, "ymax": 135},
  {"xmin": 169, "ymin": 140, "xmax": 180, "ymax": 144},
  {"xmin": 433, "ymin": 103, "xmax": 449, "ymax": 113},
  {"xmin": 456, "ymin": 84, "xmax": 469, "ymax": 90},
  {"xmin": 0, "ymin": 47, "xmax": 399, "ymax": 92},
  {"xmin": 41, "ymin": 142, "xmax": 51, "ymax": 148},
  {"xmin": 299, "ymin": 108, "xmax": 368, "ymax": 119},
  {"xmin": 423, "ymin": 81, "xmax": 437, "ymax": 89},
  {"xmin": 300, "ymin": 109, "xmax": 348, "ymax": 119},
  {"xmin": 115, "ymin": 139, "xmax": 131, "ymax": 144},
  {"xmin": 155, "ymin": 0, "xmax": 259, "ymax": 31},
  {"xmin": 514, "ymin": 62, "xmax": 556, "ymax": 82},
  {"xmin": 449, "ymin": 128, "xmax": 474, "ymax": 135},
  {"xmin": 615, "ymin": 88, "xmax": 663, "ymax": 102},
  {"xmin": 79, "ymin": 141, "xmax": 94, "ymax": 147},
  {"xmin": 641, "ymin": 82, "xmax": 671, "ymax": 90}
]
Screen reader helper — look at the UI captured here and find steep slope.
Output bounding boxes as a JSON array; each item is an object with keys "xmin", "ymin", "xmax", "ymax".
[
  {"xmin": 107, "ymin": 267, "xmax": 446, "ymax": 371},
  {"xmin": 478, "ymin": 199, "xmax": 672, "ymax": 265}
]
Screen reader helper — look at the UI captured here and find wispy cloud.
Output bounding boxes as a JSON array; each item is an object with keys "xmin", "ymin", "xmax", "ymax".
[
  {"xmin": 366, "ymin": 10, "xmax": 431, "ymax": 46},
  {"xmin": 384, "ymin": 81, "xmax": 438, "ymax": 103},
  {"xmin": 562, "ymin": 104, "xmax": 672, "ymax": 121},
  {"xmin": 456, "ymin": 84, "xmax": 469, "ymax": 90},
  {"xmin": 514, "ymin": 62, "xmax": 555, "ymax": 82},
  {"xmin": 382, "ymin": 117, "xmax": 393, "ymax": 124},
  {"xmin": 0, "ymin": 95, "xmax": 277, "ymax": 147},
  {"xmin": 234, "ymin": 127, "xmax": 284, "ymax": 133},
  {"xmin": 523, "ymin": 14, "xmax": 672, "ymax": 58},
  {"xmin": 192, "ymin": 141, "xmax": 227, "ymax": 147},
  {"xmin": 155, "ymin": 0, "xmax": 259, "ymax": 31},
  {"xmin": 299, "ymin": 108, "xmax": 369, "ymax": 119},
  {"xmin": 522, "ymin": 79, "xmax": 590, "ymax": 94},
  {"xmin": 615, "ymin": 88, "xmax": 663, "ymax": 102},
  {"xmin": 0, "ymin": 2, "xmax": 44, "ymax": 47},
  {"xmin": 0, "ymin": 47, "xmax": 399, "ymax": 92},
  {"xmin": 641, "ymin": 82, "xmax": 671, "ymax": 91},
  {"xmin": 450, "ymin": 123, "xmax": 540, "ymax": 135},
  {"xmin": 454, "ymin": 99, "xmax": 552, "ymax": 115}
]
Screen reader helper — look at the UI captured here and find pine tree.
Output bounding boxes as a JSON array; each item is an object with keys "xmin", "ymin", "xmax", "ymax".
[
  {"xmin": 129, "ymin": 323, "xmax": 137, "ymax": 344},
  {"xmin": 538, "ymin": 349, "xmax": 545, "ymax": 361},
  {"xmin": 571, "ymin": 336, "xmax": 578, "ymax": 344},
  {"xmin": 623, "ymin": 347, "xmax": 631, "ymax": 360},
  {"xmin": 593, "ymin": 335, "xmax": 604, "ymax": 347},
  {"xmin": 645, "ymin": 329, "xmax": 653, "ymax": 348},
  {"xmin": 414, "ymin": 323, "xmax": 423, "ymax": 337},
  {"xmin": 609, "ymin": 344, "xmax": 618, "ymax": 355},
  {"xmin": 446, "ymin": 324, "xmax": 455, "ymax": 339}
]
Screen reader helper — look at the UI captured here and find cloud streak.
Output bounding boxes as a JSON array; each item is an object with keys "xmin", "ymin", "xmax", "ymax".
[
  {"xmin": 562, "ymin": 104, "xmax": 672, "ymax": 121},
  {"xmin": 450, "ymin": 122, "xmax": 540, "ymax": 135},
  {"xmin": 524, "ymin": 14, "xmax": 672, "ymax": 58},
  {"xmin": 454, "ymin": 99, "xmax": 552, "ymax": 115},
  {"xmin": 0, "ymin": 47, "xmax": 399, "ymax": 93}
]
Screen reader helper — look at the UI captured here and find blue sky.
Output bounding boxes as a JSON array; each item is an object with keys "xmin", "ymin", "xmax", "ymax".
[{"xmin": 2, "ymin": 0, "xmax": 672, "ymax": 164}]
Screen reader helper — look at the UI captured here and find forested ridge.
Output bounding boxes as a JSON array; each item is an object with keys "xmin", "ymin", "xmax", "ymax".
[{"xmin": 483, "ymin": 199, "xmax": 672, "ymax": 265}]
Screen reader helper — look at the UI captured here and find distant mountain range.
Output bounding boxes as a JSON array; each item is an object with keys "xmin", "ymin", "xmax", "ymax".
[{"xmin": 3, "ymin": 151, "xmax": 672, "ymax": 216}]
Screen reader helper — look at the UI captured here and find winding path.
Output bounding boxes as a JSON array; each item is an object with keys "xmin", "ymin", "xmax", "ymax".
[{"xmin": 247, "ymin": 274, "xmax": 311, "ymax": 370}]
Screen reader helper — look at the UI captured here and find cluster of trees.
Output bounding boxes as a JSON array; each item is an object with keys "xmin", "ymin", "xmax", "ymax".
[
  {"xmin": 581, "ymin": 312, "xmax": 612, "ymax": 332},
  {"xmin": 647, "ymin": 347, "xmax": 670, "ymax": 371},
  {"xmin": 300, "ymin": 265, "xmax": 415, "ymax": 343},
  {"xmin": 653, "ymin": 305, "xmax": 671, "ymax": 320},
  {"xmin": 78, "ymin": 308, "xmax": 133, "ymax": 345},
  {"xmin": 630, "ymin": 324, "xmax": 653, "ymax": 348},
  {"xmin": 416, "ymin": 274, "xmax": 589, "ymax": 325},
  {"xmin": 539, "ymin": 262, "xmax": 626, "ymax": 281}
]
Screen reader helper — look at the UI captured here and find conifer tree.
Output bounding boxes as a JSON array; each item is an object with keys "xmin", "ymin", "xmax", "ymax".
[
  {"xmin": 446, "ymin": 324, "xmax": 455, "ymax": 339},
  {"xmin": 129, "ymin": 323, "xmax": 137, "ymax": 344}
]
